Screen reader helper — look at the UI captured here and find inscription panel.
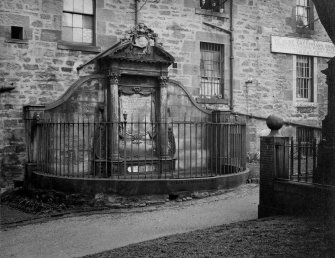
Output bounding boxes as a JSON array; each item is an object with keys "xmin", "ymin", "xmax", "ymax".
[
  {"xmin": 271, "ymin": 36, "xmax": 335, "ymax": 58},
  {"xmin": 119, "ymin": 93, "xmax": 155, "ymax": 123},
  {"xmin": 119, "ymin": 92, "xmax": 156, "ymax": 158}
]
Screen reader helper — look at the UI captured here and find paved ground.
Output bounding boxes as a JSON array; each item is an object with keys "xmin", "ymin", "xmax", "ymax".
[
  {"xmin": 85, "ymin": 216, "xmax": 335, "ymax": 258},
  {"xmin": 1, "ymin": 184, "xmax": 259, "ymax": 258}
]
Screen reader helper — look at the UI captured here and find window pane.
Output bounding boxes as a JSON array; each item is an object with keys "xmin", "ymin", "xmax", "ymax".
[
  {"xmin": 63, "ymin": 13, "xmax": 73, "ymax": 26},
  {"xmin": 73, "ymin": 14, "xmax": 83, "ymax": 28},
  {"xmin": 83, "ymin": 29, "xmax": 93, "ymax": 43},
  {"xmin": 84, "ymin": 0, "xmax": 93, "ymax": 14},
  {"xmin": 296, "ymin": 0, "xmax": 310, "ymax": 28},
  {"xmin": 62, "ymin": 26, "xmax": 73, "ymax": 41},
  {"xmin": 200, "ymin": 42, "xmax": 224, "ymax": 98},
  {"xmin": 74, "ymin": 0, "xmax": 84, "ymax": 13},
  {"xmin": 200, "ymin": 0, "xmax": 222, "ymax": 12},
  {"xmin": 297, "ymin": 15, "xmax": 308, "ymax": 26},
  {"xmin": 212, "ymin": 0, "xmax": 220, "ymax": 12},
  {"xmin": 83, "ymin": 15, "xmax": 93, "ymax": 29},
  {"xmin": 63, "ymin": 0, "xmax": 74, "ymax": 11},
  {"xmin": 213, "ymin": 51, "xmax": 220, "ymax": 61},
  {"xmin": 62, "ymin": 0, "xmax": 94, "ymax": 44},
  {"xmin": 296, "ymin": 55, "xmax": 312, "ymax": 100},
  {"xmin": 73, "ymin": 28, "xmax": 83, "ymax": 42},
  {"xmin": 296, "ymin": 7, "xmax": 305, "ymax": 16}
]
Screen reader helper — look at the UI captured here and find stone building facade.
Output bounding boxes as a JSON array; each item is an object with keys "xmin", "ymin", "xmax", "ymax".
[{"xmin": 0, "ymin": 0, "xmax": 332, "ymax": 186}]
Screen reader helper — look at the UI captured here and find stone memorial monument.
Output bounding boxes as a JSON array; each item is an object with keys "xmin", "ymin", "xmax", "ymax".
[{"xmin": 313, "ymin": 1, "xmax": 335, "ymax": 184}]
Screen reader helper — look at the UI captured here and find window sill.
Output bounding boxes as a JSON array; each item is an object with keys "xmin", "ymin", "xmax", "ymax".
[
  {"xmin": 295, "ymin": 27, "xmax": 314, "ymax": 35},
  {"xmin": 195, "ymin": 8, "xmax": 229, "ymax": 19},
  {"xmin": 196, "ymin": 97, "xmax": 228, "ymax": 105},
  {"xmin": 57, "ymin": 41, "xmax": 101, "ymax": 53},
  {"xmin": 5, "ymin": 39, "xmax": 29, "ymax": 44},
  {"xmin": 295, "ymin": 101, "xmax": 317, "ymax": 108},
  {"xmin": 295, "ymin": 102, "xmax": 317, "ymax": 113}
]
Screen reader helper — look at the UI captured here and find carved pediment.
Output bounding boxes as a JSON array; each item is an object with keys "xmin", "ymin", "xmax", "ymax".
[
  {"xmin": 77, "ymin": 24, "xmax": 174, "ymax": 72},
  {"xmin": 109, "ymin": 23, "xmax": 174, "ymax": 63},
  {"xmin": 110, "ymin": 41, "xmax": 174, "ymax": 64}
]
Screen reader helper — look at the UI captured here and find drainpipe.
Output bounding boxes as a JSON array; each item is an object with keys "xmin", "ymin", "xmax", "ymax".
[
  {"xmin": 229, "ymin": 0, "xmax": 234, "ymax": 111},
  {"xmin": 134, "ymin": 0, "xmax": 138, "ymax": 26},
  {"xmin": 202, "ymin": 1, "xmax": 234, "ymax": 110}
]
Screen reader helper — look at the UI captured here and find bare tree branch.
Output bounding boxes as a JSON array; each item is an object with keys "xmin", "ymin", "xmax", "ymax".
[{"xmin": 130, "ymin": 0, "xmax": 160, "ymax": 14}]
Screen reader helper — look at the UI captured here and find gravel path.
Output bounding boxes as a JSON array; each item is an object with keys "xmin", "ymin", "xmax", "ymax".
[
  {"xmin": 84, "ymin": 216, "xmax": 335, "ymax": 258},
  {"xmin": 1, "ymin": 184, "xmax": 258, "ymax": 258}
]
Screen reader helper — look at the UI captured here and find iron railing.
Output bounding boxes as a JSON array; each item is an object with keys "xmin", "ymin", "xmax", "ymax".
[
  {"xmin": 27, "ymin": 119, "xmax": 246, "ymax": 179},
  {"xmin": 273, "ymin": 124, "xmax": 323, "ymax": 184},
  {"xmin": 296, "ymin": 125, "xmax": 321, "ymax": 145},
  {"xmin": 274, "ymin": 138, "xmax": 335, "ymax": 185},
  {"xmin": 288, "ymin": 139, "xmax": 318, "ymax": 183}
]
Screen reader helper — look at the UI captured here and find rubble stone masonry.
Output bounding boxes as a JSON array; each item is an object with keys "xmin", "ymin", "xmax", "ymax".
[{"xmin": 0, "ymin": 0, "xmax": 331, "ymax": 186}]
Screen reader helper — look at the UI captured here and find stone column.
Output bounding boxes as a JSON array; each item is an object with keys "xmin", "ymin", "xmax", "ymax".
[
  {"xmin": 159, "ymin": 76, "xmax": 169, "ymax": 158},
  {"xmin": 107, "ymin": 72, "xmax": 120, "ymax": 160},
  {"xmin": 258, "ymin": 115, "xmax": 289, "ymax": 218},
  {"xmin": 316, "ymin": 58, "xmax": 335, "ymax": 184}
]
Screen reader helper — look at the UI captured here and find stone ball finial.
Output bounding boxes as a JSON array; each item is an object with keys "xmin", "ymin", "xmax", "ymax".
[
  {"xmin": 266, "ymin": 114, "xmax": 284, "ymax": 130},
  {"xmin": 266, "ymin": 114, "xmax": 284, "ymax": 136}
]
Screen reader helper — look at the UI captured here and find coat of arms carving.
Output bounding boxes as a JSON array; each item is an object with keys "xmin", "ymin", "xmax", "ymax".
[{"xmin": 122, "ymin": 23, "xmax": 158, "ymax": 56}]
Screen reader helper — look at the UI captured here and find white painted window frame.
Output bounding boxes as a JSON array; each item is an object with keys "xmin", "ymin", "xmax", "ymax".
[{"xmin": 292, "ymin": 55, "xmax": 317, "ymax": 106}]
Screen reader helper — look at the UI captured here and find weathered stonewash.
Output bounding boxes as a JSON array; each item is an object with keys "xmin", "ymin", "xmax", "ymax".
[{"xmin": 0, "ymin": 0, "xmax": 331, "ymax": 186}]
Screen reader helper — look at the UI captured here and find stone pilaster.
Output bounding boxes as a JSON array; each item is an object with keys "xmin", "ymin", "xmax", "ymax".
[
  {"xmin": 107, "ymin": 72, "xmax": 120, "ymax": 159},
  {"xmin": 159, "ymin": 76, "xmax": 169, "ymax": 158}
]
